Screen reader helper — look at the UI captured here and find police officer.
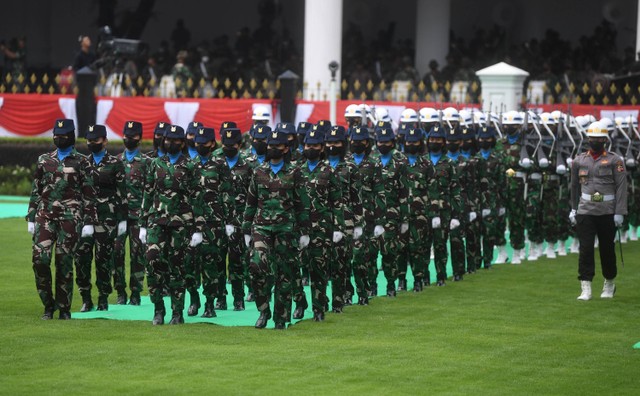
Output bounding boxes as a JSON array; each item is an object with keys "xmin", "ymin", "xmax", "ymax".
[
  {"xmin": 570, "ymin": 121, "xmax": 627, "ymax": 300},
  {"xmin": 27, "ymin": 119, "xmax": 97, "ymax": 319},
  {"xmin": 75, "ymin": 124, "xmax": 127, "ymax": 311}
]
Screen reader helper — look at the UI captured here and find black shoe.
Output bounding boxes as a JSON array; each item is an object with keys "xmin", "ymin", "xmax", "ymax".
[
  {"xmin": 201, "ymin": 302, "xmax": 217, "ymax": 318},
  {"xmin": 436, "ymin": 280, "xmax": 446, "ymax": 286},
  {"xmin": 169, "ymin": 312, "xmax": 184, "ymax": 325},
  {"xmin": 344, "ymin": 291, "xmax": 353, "ymax": 306},
  {"xmin": 41, "ymin": 308, "xmax": 54, "ymax": 320},
  {"xmin": 397, "ymin": 279, "xmax": 407, "ymax": 291},
  {"xmin": 332, "ymin": 306, "xmax": 343, "ymax": 313},
  {"xmin": 453, "ymin": 274, "xmax": 463, "ymax": 282},
  {"xmin": 233, "ymin": 299, "xmax": 245, "ymax": 311},
  {"xmin": 370, "ymin": 285, "xmax": 378, "ymax": 297},
  {"xmin": 255, "ymin": 310, "xmax": 271, "ymax": 329},
  {"xmin": 467, "ymin": 269, "xmax": 476, "ymax": 274},
  {"xmin": 215, "ymin": 298, "xmax": 227, "ymax": 311},
  {"xmin": 484, "ymin": 264, "xmax": 492, "ymax": 270},
  {"xmin": 129, "ymin": 291, "xmax": 141, "ymax": 306},
  {"xmin": 413, "ymin": 282, "xmax": 424, "ymax": 292},
  {"xmin": 301, "ymin": 277, "xmax": 309, "ymax": 286},
  {"xmin": 274, "ymin": 322, "xmax": 286, "ymax": 330},
  {"xmin": 80, "ymin": 300, "xmax": 94, "ymax": 312},
  {"xmin": 58, "ymin": 310, "xmax": 71, "ymax": 320},
  {"xmin": 96, "ymin": 295, "xmax": 108, "ymax": 311},
  {"xmin": 313, "ymin": 311, "xmax": 325, "ymax": 321},
  {"xmin": 358, "ymin": 296, "xmax": 369, "ymax": 306},
  {"xmin": 245, "ymin": 292, "xmax": 255, "ymax": 302},
  {"xmin": 386, "ymin": 289, "xmax": 396, "ymax": 297},
  {"xmin": 152, "ymin": 302, "xmax": 165, "ymax": 325},
  {"xmin": 116, "ymin": 290, "xmax": 128, "ymax": 305},
  {"xmin": 293, "ymin": 300, "xmax": 308, "ymax": 320}
]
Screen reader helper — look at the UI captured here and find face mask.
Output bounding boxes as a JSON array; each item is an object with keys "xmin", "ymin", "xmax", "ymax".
[
  {"xmin": 196, "ymin": 145, "xmax": 212, "ymax": 157},
  {"xmin": 304, "ymin": 148, "xmax": 321, "ymax": 160},
  {"xmin": 267, "ymin": 148, "xmax": 284, "ymax": 160},
  {"xmin": 153, "ymin": 136, "xmax": 164, "ymax": 150},
  {"xmin": 252, "ymin": 141, "xmax": 267, "ymax": 155},
  {"xmin": 377, "ymin": 145, "xmax": 393, "ymax": 155},
  {"xmin": 428, "ymin": 142, "xmax": 443, "ymax": 153},
  {"xmin": 461, "ymin": 141, "xmax": 474, "ymax": 151},
  {"xmin": 589, "ymin": 140, "xmax": 605, "ymax": 152},
  {"xmin": 351, "ymin": 142, "xmax": 366, "ymax": 154},
  {"xmin": 447, "ymin": 142, "xmax": 459, "ymax": 152},
  {"xmin": 123, "ymin": 138, "xmax": 139, "ymax": 150},
  {"xmin": 327, "ymin": 146, "xmax": 344, "ymax": 157},
  {"xmin": 186, "ymin": 138, "xmax": 196, "ymax": 148},
  {"xmin": 165, "ymin": 142, "xmax": 182, "ymax": 155},
  {"xmin": 87, "ymin": 142, "xmax": 103, "ymax": 154},
  {"xmin": 53, "ymin": 134, "xmax": 74, "ymax": 149},
  {"xmin": 478, "ymin": 141, "xmax": 492, "ymax": 150},
  {"xmin": 223, "ymin": 146, "xmax": 238, "ymax": 158},
  {"xmin": 405, "ymin": 144, "xmax": 421, "ymax": 155}
]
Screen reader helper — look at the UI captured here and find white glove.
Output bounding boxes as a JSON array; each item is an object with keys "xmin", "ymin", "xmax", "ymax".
[
  {"xmin": 449, "ymin": 219, "xmax": 460, "ymax": 230},
  {"xmin": 400, "ymin": 223, "xmax": 409, "ymax": 234},
  {"xmin": 81, "ymin": 225, "xmax": 94, "ymax": 238},
  {"xmin": 569, "ymin": 210, "xmax": 577, "ymax": 226},
  {"xmin": 374, "ymin": 225, "xmax": 385, "ymax": 237},
  {"xmin": 482, "ymin": 209, "xmax": 491, "ymax": 218},
  {"xmin": 333, "ymin": 231, "xmax": 344, "ymax": 243},
  {"xmin": 225, "ymin": 224, "xmax": 235, "ymax": 237},
  {"xmin": 139, "ymin": 227, "xmax": 147, "ymax": 244},
  {"xmin": 27, "ymin": 221, "xmax": 35, "ymax": 235},
  {"xmin": 498, "ymin": 207, "xmax": 506, "ymax": 217},
  {"xmin": 468, "ymin": 212, "xmax": 477, "ymax": 223},
  {"xmin": 244, "ymin": 234, "xmax": 251, "ymax": 247},
  {"xmin": 299, "ymin": 235, "xmax": 310, "ymax": 249},
  {"xmin": 432, "ymin": 217, "xmax": 441, "ymax": 229},
  {"xmin": 117, "ymin": 220, "xmax": 128, "ymax": 236},
  {"xmin": 520, "ymin": 158, "xmax": 532, "ymax": 169},
  {"xmin": 614, "ymin": 214, "xmax": 624, "ymax": 228},
  {"xmin": 539, "ymin": 158, "xmax": 549, "ymax": 168},
  {"xmin": 566, "ymin": 158, "xmax": 573, "ymax": 167},
  {"xmin": 190, "ymin": 232, "xmax": 203, "ymax": 247},
  {"xmin": 556, "ymin": 164, "xmax": 567, "ymax": 175},
  {"xmin": 353, "ymin": 226, "xmax": 363, "ymax": 240}
]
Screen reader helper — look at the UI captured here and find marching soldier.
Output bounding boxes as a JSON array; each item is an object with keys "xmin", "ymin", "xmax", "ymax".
[
  {"xmin": 147, "ymin": 121, "xmax": 170, "ymax": 158},
  {"xmin": 27, "ymin": 119, "xmax": 97, "ymax": 319},
  {"xmin": 185, "ymin": 121, "xmax": 204, "ymax": 160},
  {"xmin": 113, "ymin": 121, "xmax": 149, "ymax": 306},
  {"xmin": 460, "ymin": 125, "xmax": 482, "ymax": 273},
  {"xmin": 570, "ymin": 121, "xmax": 627, "ymax": 300},
  {"xmin": 75, "ymin": 124, "xmax": 127, "ymax": 311}
]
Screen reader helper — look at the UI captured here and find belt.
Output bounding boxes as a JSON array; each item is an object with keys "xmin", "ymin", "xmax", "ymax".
[
  {"xmin": 514, "ymin": 171, "xmax": 526, "ymax": 179},
  {"xmin": 581, "ymin": 193, "xmax": 615, "ymax": 202},
  {"xmin": 529, "ymin": 173, "xmax": 542, "ymax": 180},
  {"xmin": 546, "ymin": 175, "xmax": 560, "ymax": 181}
]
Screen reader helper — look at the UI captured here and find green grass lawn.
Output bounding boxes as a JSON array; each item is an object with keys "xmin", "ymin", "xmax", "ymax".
[{"xmin": 1, "ymin": 216, "xmax": 638, "ymax": 395}]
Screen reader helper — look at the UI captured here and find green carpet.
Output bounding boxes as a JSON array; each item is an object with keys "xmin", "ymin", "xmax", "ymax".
[
  {"xmin": 634, "ymin": 342, "xmax": 640, "ymax": 349},
  {"xmin": 0, "ymin": 195, "xmax": 28, "ymax": 219}
]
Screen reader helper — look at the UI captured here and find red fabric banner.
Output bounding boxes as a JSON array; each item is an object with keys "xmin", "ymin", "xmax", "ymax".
[
  {"xmin": 194, "ymin": 99, "xmax": 270, "ymax": 136},
  {"xmin": 103, "ymin": 97, "xmax": 171, "ymax": 139},
  {"xmin": 0, "ymin": 94, "xmax": 66, "ymax": 136}
]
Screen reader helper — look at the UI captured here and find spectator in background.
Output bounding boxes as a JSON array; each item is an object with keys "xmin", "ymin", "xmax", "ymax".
[
  {"xmin": 73, "ymin": 35, "xmax": 96, "ymax": 71},
  {"xmin": 170, "ymin": 19, "xmax": 191, "ymax": 53}
]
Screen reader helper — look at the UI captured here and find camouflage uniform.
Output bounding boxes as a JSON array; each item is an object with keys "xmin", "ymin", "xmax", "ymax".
[
  {"xmin": 27, "ymin": 119, "xmax": 97, "ymax": 317},
  {"xmin": 501, "ymin": 134, "xmax": 527, "ymax": 251},
  {"xmin": 445, "ymin": 129, "xmax": 469, "ymax": 280},
  {"xmin": 460, "ymin": 137, "xmax": 482, "ymax": 273},
  {"xmin": 242, "ymin": 133, "xmax": 310, "ymax": 327}
]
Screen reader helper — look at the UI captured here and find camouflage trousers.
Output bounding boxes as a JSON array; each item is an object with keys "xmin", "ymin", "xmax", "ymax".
[
  {"xmin": 557, "ymin": 176, "xmax": 572, "ymax": 242},
  {"xmin": 407, "ymin": 216, "xmax": 430, "ymax": 285},
  {"xmin": 450, "ymin": 225, "xmax": 466, "ymax": 278},
  {"xmin": 301, "ymin": 230, "xmax": 330, "ymax": 314},
  {"xmin": 541, "ymin": 178, "xmax": 560, "ymax": 243},
  {"xmin": 465, "ymin": 218, "xmax": 482, "ymax": 272},
  {"xmin": 226, "ymin": 230, "xmax": 248, "ymax": 300},
  {"xmin": 331, "ymin": 235, "xmax": 353, "ymax": 309},
  {"xmin": 351, "ymin": 229, "xmax": 372, "ymax": 299},
  {"xmin": 495, "ymin": 210, "xmax": 507, "ymax": 247},
  {"xmin": 426, "ymin": 216, "xmax": 450, "ymax": 281},
  {"xmin": 199, "ymin": 225, "xmax": 226, "ymax": 302},
  {"xmin": 249, "ymin": 227, "xmax": 300, "ymax": 325},
  {"xmin": 184, "ymin": 225, "xmax": 202, "ymax": 295},
  {"xmin": 146, "ymin": 224, "xmax": 189, "ymax": 313},
  {"xmin": 507, "ymin": 179, "xmax": 526, "ymax": 250},
  {"xmin": 113, "ymin": 220, "xmax": 146, "ymax": 294},
  {"xmin": 75, "ymin": 220, "xmax": 116, "ymax": 297},
  {"xmin": 396, "ymin": 229, "xmax": 410, "ymax": 281},
  {"xmin": 526, "ymin": 177, "xmax": 544, "ymax": 244},
  {"xmin": 32, "ymin": 217, "xmax": 80, "ymax": 312},
  {"xmin": 380, "ymin": 225, "xmax": 400, "ymax": 291},
  {"xmin": 481, "ymin": 216, "xmax": 497, "ymax": 267},
  {"xmin": 366, "ymin": 235, "xmax": 381, "ymax": 293}
]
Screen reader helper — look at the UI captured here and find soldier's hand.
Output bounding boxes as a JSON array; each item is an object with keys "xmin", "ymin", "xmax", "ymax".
[
  {"xmin": 468, "ymin": 212, "xmax": 477, "ymax": 222},
  {"xmin": 353, "ymin": 226, "xmax": 363, "ymax": 240},
  {"xmin": 139, "ymin": 227, "xmax": 147, "ymax": 244},
  {"xmin": 431, "ymin": 217, "xmax": 441, "ymax": 229},
  {"xmin": 299, "ymin": 235, "xmax": 310, "ymax": 249},
  {"xmin": 27, "ymin": 222, "xmax": 35, "ymax": 235},
  {"xmin": 81, "ymin": 225, "xmax": 95, "ymax": 238},
  {"xmin": 225, "ymin": 224, "xmax": 235, "ymax": 237},
  {"xmin": 614, "ymin": 214, "xmax": 624, "ymax": 228},
  {"xmin": 498, "ymin": 207, "xmax": 506, "ymax": 217},
  {"xmin": 244, "ymin": 234, "xmax": 251, "ymax": 247},
  {"xmin": 117, "ymin": 220, "xmax": 128, "ymax": 236},
  {"xmin": 539, "ymin": 158, "xmax": 549, "ymax": 168},
  {"xmin": 190, "ymin": 232, "xmax": 203, "ymax": 247},
  {"xmin": 481, "ymin": 209, "xmax": 491, "ymax": 218},
  {"xmin": 556, "ymin": 164, "xmax": 567, "ymax": 175},
  {"xmin": 332, "ymin": 231, "xmax": 344, "ymax": 243},
  {"xmin": 519, "ymin": 158, "xmax": 532, "ymax": 169},
  {"xmin": 569, "ymin": 210, "xmax": 577, "ymax": 226},
  {"xmin": 449, "ymin": 219, "xmax": 460, "ymax": 230},
  {"xmin": 373, "ymin": 225, "xmax": 385, "ymax": 237}
]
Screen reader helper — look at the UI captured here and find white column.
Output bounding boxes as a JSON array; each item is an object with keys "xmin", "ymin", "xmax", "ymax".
[
  {"xmin": 637, "ymin": 0, "xmax": 640, "ymax": 60},
  {"xmin": 303, "ymin": 0, "xmax": 343, "ymax": 101},
  {"xmin": 415, "ymin": 0, "xmax": 450, "ymax": 76}
]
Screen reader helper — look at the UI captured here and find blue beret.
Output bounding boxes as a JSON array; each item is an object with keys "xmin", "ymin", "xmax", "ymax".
[
  {"xmin": 349, "ymin": 126, "xmax": 369, "ymax": 141},
  {"xmin": 123, "ymin": 121, "xmax": 143, "ymax": 137},
  {"xmin": 404, "ymin": 128, "xmax": 425, "ymax": 143},
  {"xmin": 194, "ymin": 127, "xmax": 216, "ymax": 143},
  {"xmin": 186, "ymin": 121, "xmax": 203, "ymax": 136},
  {"xmin": 86, "ymin": 124, "xmax": 107, "ymax": 140},
  {"xmin": 461, "ymin": 126, "xmax": 476, "ymax": 140},
  {"xmin": 165, "ymin": 125, "xmax": 186, "ymax": 139},
  {"xmin": 477, "ymin": 126, "xmax": 497, "ymax": 139},
  {"xmin": 221, "ymin": 127, "xmax": 242, "ymax": 145},
  {"xmin": 220, "ymin": 121, "xmax": 237, "ymax": 132},
  {"xmin": 375, "ymin": 126, "xmax": 394, "ymax": 142},
  {"xmin": 53, "ymin": 118, "xmax": 75, "ymax": 135},
  {"xmin": 315, "ymin": 120, "xmax": 332, "ymax": 134},
  {"xmin": 275, "ymin": 122, "xmax": 296, "ymax": 135},
  {"xmin": 446, "ymin": 127, "xmax": 463, "ymax": 141},
  {"xmin": 154, "ymin": 121, "xmax": 170, "ymax": 136},
  {"xmin": 297, "ymin": 122, "xmax": 312, "ymax": 135},
  {"xmin": 250, "ymin": 125, "xmax": 271, "ymax": 139},
  {"xmin": 304, "ymin": 127, "xmax": 325, "ymax": 145},
  {"xmin": 325, "ymin": 125, "xmax": 346, "ymax": 142},
  {"xmin": 428, "ymin": 125, "xmax": 446, "ymax": 139},
  {"xmin": 267, "ymin": 129, "xmax": 289, "ymax": 145}
]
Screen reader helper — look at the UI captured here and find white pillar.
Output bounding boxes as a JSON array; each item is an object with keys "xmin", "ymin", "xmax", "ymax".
[
  {"xmin": 415, "ymin": 0, "xmax": 450, "ymax": 77},
  {"xmin": 637, "ymin": 0, "xmax": 640, "ymax": 60},
  {"xmin": 303, "ymin": 0, "xmax": 343, "ymax": 101},
  {"xmin": 476, "ymin": 62, "xmax": 529, "ymax": 112}
]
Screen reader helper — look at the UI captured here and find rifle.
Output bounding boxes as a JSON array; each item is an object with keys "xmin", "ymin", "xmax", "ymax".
[{"xmin": 520, "ymin": 108, "xmax": 531, "ymax": 200}]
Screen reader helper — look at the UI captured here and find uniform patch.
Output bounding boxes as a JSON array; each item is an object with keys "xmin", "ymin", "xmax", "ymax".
[{"xmin": 616, "ymin": 160, "xmax": 624, "ymax": 172}]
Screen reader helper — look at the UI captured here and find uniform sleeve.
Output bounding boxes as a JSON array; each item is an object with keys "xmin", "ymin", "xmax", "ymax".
[
  {"xmin": 397, "ymin": 161, "xmax": 409, "ymax": 223},
  {"xmin": 330, "ymin": 168, "xmax": 346, "ymax": 232},
  {"xmin": 115, "ymin": 160, "xmax": 128, "ymax": 222},
  {"xmin": 449, "ymin": 162, "xmax": 463, "ymax": 220},
  {"xmin": 242, "ymin": 171, "xmax": 258, "ymax": 234},
  {"xmin": 140, "ymin": 158, "xmax": 156, "ymax": 227},
  {"xmin": 81, "ymin": 158, "xmax": 98, "ymax": 225},
  {"xmin": 294, "ymin": 168, "xmax": 311, "ymax": 235},
  {"xmin": 613, "ymin": 157, "xmax": 628, "ymax": 215},
  {"xmin": 373, "ymin": 163, "xmax": 387, "ymax": 226},
  {"xmin": 26, "ymin": 159, "xmax": 43, "ymax": 222},
  {"xmin": 350, "ymin": 165, "xmax": 364, "ymax": 228},
  {"xmin": 190, "ymin": 163, "xmax": 205, "ymax": 232},
  {"xmin": 219, "ymin": 162, "xmax": 235, "ymax": 225}
]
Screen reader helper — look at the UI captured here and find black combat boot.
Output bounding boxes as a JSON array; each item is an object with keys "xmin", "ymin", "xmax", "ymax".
[
  {"xmin": 80, "ymin": 291, "xmax": 94, "ymax": 312},
  {"xmin": 116, "ymin": 289, "xmax": 128, "ymax": 305},
  {"xmin": 187, "ymin": 289, "xmax": 200, "ymax": 316},
  {"xmin": 169, "ymin": 310, "xmax": 184, "ymax": 325},
  {"xmin": 152, "ymin": 302, "xmax": 165, "ymax": 325},
  {"xmin": 255, "ymin": 309, "xmax": 271, "ymax": 329},
  {"xmin": 293, "ymin": 298, "xmax": 308, "ymax": 319},
  {"xmin": 96, "ymin": 294, "xmax": 109, "ymax": 311},
  {"xmin": 129, "ymin": 291, "xmax": 141, "ymax": 306},
  {"xmin": 201, "ymin": 300, "xmax": 216, "ymax": 318}
]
